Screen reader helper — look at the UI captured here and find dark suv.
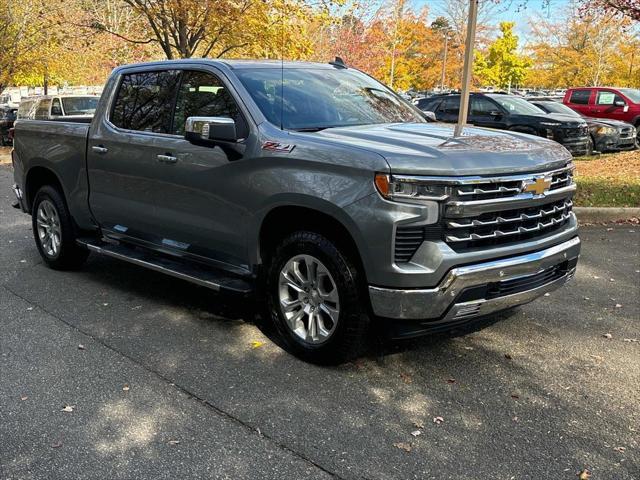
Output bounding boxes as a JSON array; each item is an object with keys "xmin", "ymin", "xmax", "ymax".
[
  {"xmin": 419, "ymin": 93, "xmax": 591, "ymax": 156},
  {"xmin": 0, "ymin": 106, "xmax": 17, "ymax": 146}
]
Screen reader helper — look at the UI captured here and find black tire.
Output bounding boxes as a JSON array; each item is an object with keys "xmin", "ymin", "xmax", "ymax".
[
  {"xmin": 32, "ymin": 185, "xmax": 89, "ymax": 270},
  {"xmin": 265, "ymin": 231, "xmax": 370, "ymax": 364}
]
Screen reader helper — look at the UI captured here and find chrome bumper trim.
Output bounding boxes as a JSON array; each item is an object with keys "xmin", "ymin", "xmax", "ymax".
[{"xmin": 369, "ymin": 236, "xmax": 581, "ymax": 320}]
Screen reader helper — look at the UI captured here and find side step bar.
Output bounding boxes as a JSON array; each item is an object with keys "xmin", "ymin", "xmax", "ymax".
[{"xmin": 77, "ymin": 238, "xmax": 253, "ymax": 295}]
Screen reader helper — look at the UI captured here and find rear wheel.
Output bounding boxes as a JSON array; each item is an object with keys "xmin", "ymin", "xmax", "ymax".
[
  {"xmin": 32, "ymin": 185, "xmax": 89, "ymax": 270},
  {"xmin": 265, "ymin": 231, "xmax": 370, "ymax": 364}
]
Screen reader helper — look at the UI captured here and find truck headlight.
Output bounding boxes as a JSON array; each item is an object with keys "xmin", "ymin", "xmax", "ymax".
[
  {"xmin": 595, "ymin": 126, "xmax": 616, "ymax": 135},
  {"xmin": 375, "ymin": 173, "xmax": 449, "ymax": 203}
]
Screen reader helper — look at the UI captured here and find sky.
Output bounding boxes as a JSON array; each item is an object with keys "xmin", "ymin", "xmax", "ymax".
[{"xmin": 412, "ymin": 0, "xmax": 573, "ymax": 41}]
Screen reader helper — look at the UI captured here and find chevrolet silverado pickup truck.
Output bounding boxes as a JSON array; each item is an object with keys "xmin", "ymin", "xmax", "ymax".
[{"xmin": 11, "ymin": 59, "xmax": 581, "ymax": 363}]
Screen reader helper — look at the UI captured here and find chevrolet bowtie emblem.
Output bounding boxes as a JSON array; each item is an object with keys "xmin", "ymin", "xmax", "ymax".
[{"xmin": 522, "ymin": 176, "xmax": 552, "ymax": 195}]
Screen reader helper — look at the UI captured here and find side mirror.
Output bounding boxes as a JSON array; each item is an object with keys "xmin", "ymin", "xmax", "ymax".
[
  {"xmin": 51, "ymin": 106, "xmax": 63, "ymax": 116},
  {"xmin": 185, "ymin": 116, "xmax": 238, "ymax": 143},
  {"xmin": 423, "ymin": 111, "xmax": 437, "ymax": 122},
  {"xmin": 614, "ymin": 99, "xmax": 626, "ymax": 107}
]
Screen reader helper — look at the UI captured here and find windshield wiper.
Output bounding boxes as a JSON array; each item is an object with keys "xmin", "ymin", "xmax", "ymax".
[{"xmin": 290, "ymin": 126, "xmax": 332, "ymax": 132}]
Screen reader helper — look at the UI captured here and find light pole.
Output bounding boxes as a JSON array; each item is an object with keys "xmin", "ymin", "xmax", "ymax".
[{"xmin": 454, "ymin": 0, "xmax": 479, "ymax": 137}]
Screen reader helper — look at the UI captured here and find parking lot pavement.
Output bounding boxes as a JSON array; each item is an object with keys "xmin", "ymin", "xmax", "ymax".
[{"xmin": 1, "ymin": 164, "xmax": 639, "ymax": 480}]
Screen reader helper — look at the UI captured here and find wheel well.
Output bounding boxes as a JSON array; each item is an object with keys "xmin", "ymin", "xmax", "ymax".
[
  {"xmin": 25, "ymin": 167, "xmax": 64, "ymax": 212},
  {"xmin": 259, "ymin": 206, "xmax": 365, "ymax": 278}
]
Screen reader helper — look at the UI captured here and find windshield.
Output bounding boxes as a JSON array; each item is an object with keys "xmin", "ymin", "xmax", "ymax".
[
  {"xmin": 489, "ymin": 95, "xmax": 546, "ymax": 115},
  {"xmin": 619, "ymin": 88, "xmax": 640, "ymax": 103},
  {"xmin": 61, "ymin": 97, "xmax": 99, "ymax": 116},
  {"xmin": 235, "ymin": 67, "xmax": 425, "ymax": 130},
  {"xmin": 538, "ymin": 102, "xmax": 581, "ymax": 117}
]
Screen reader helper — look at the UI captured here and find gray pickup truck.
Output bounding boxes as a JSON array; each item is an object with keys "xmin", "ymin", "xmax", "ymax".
[{"xmin": 11, "ymin": 59, "xmax": 581, "ymax": 363}]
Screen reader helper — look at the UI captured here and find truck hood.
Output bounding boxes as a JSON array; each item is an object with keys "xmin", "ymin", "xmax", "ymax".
[{"xmin": 310, "ymin": 123, "xmax": 571, "ymax": 176}]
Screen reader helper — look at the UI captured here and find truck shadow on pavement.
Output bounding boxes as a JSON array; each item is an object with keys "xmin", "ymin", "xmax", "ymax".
[{"xmin": 5, "ymin": 240, "xmax": 639, "ymax": 479}]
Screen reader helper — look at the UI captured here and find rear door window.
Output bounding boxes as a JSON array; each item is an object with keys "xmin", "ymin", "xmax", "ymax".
[
  {"xmin": 442, "ymin": 96, "xmax": 460, "ymax": 114},
  {"xmin": 569, "ymin": 89, "xmax": 591, "ymax": 105},
  {"xmin": 110, "ymin": 70, "xmax": 181, "ymax": 133},
  {"xmin": 172, "ymin": 70, "xmax": 246, "ymax": 137},
  {"xmin": 34, "ymin": 99, "xmax": 52, "ymax": 120}
]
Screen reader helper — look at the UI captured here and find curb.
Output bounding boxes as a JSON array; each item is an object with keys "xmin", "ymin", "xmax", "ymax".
[{"xmin": 574, "ymin": 207, "xmax": 640, "ymax": 223}]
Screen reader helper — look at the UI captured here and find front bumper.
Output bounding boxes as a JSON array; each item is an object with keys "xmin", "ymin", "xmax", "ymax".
[
  {"xmin": 369, "ymin": 236, "xmax": 580, "ymax": 322},
  {"xmin": 560, "ymin": 138, "xmax": 590, "ymax": 156}
]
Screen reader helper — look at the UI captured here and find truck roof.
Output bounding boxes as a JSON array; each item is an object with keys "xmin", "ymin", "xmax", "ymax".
[{"xmin": 112, "ymin": 59, "xmax": 341, "ymax": 74}]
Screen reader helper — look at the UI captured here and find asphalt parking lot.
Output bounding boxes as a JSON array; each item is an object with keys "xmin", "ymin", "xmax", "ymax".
[{"xmin": 0, "ymin": 163, "xmax": 638, "ymax": 480}]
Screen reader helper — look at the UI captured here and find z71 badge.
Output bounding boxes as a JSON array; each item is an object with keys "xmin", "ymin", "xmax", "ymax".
[{"xmin": 261, "ymin": 141, "xmax": 295, "ymax": 153}]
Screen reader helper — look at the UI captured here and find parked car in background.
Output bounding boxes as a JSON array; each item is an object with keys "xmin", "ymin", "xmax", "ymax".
[
  {"xmin": 0, "ymin": 106, "xmax": 17, "ymax": 146},
  {"xmin": 418, "ymin": 93, "xmax": 591, "ymax": 156},
  {"xmin": 16, "ymin": 95, "xmax": 99, "ymax": 122},
  {"xmin": 530, "ymin": 99, "xmax": 637, "ymax": 153},
  {"xmin": 563, "ymin": 87, "xmax": 640, "ymax": 143}
]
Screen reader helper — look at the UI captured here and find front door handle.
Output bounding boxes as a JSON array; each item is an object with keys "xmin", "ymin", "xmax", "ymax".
[
  {"xmin": 91, "ymin": 145, "xmax": 108, "ymax": 154},
  {"xmin": 157, "ymin": 154, "xmax": 177, "ymax": 164}
]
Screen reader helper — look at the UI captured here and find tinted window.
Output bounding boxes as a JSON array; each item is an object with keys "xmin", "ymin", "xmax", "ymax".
[
  {"xmin": 172, "ymin": 70, "xmax": 245, "ymax": 136},
  {"xmin": 596, "ymin": 91, "xmax": 624, "ymax": 105},
  {"xmin": 569, "ymin": 90, "xmax": 591, "ymax": 105},
  {"xmin": 470, "ymin": 96, "xmax": 498, "ymax": 116},
  {"xmin": 111, "ymin": 71, "xmax": 181, "ymax": 133},
  {"xmin": 416, "ymin": 98, "xmax": 437, "ymax": 110},
  {"xmin": 51, "ymin": 98, "xmax": 63, "ymax": 116},
  {"xmin": 490, "ymin": 96, "xmax": 546, "ymax": 115},
  {"xmin": 34, "ymin": 99, "xmax": 51, "ymax": 120},
  {"xmin": 235, "ymin": 68, "xmax": 424, "ymax": 130},
  {"xmin": 442, "ymin": 96, "xmax": 460, "ymax": 114},
  {"xmin": 17, "ymin": 100, "xmax": 36, "ymax": 119},
  {"xmin": 62, "ymin": 97, "xmax": 99, "ymax": 116}
]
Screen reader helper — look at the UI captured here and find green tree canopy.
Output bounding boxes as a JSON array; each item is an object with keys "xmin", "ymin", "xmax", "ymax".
[{"xmin": 474, "ymin": 21, "xmax": 532, "ymax": 89}]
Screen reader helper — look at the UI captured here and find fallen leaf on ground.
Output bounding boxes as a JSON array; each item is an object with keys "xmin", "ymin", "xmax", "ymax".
[
  {"xmin": 102, "ymin": 303, "xmax": 109, "ymax": 306},
  {"xmin": 577, "ymin": 469, "xmax": 591, "ymax": 479},
  {"xmin": 410, "ymin": 430, "xmax": 422, "ymax": 437},
  {"xmin": 602, "ymin": 333, "xmax": 612, "ymax": 339},
  {"xmin": 122, "ymin": 384, "xmax": 130, "ymax": 392},
  {"xmin": 393, "ymin": 442, "xmax": 412, "ymax": 452},
  {"xmin": 61, "ymin": 405, "xmax": 75, "ymax": 412},
  {"xmin": 544, "ymin": 292, "xmax": 550, "ymax": 297},
  {"xmin": 589, "ymin": 355, "xmax": 604, "ymax": 361},
  {"xmin": 504, "ymin": 353, "xmax": 513, "ymax": 360},
  {"xmin": 446, "ymin": 378, "xmax": 456, "ymax": 384},
  {"xmin": 78, "ymin": 344, "xmax": 85, "ymax": 350},
  {"xmin": 412, "ymin": 420, "xmax": 424, "ymax": 429},
  {"xmin": 511, "ymin": 394, "xmax": 520, "ymax": 399},
  {"xmin": 463, "ymin": 346, "xmax": 474, "ymax": 351},
  {"xmin": 399, "ymin": 372, "xmax": 412, "ymax": 384},
  {"xmin": 623, "ymin": 338, "xmax": 638, "ymax": 343},
  {"xmin": 26, "ymin": 307, "xmax": 33, "ymax": 311},
  {"xmin": 613, "ymin": 446, "xmax": 626, "ymax": 452},
  {"xmin": 167, "ymin": 439, "xmax": 180, "ymax": 445},
  {"xmin": 250, "ymin": 341, "xmax": 264, "ymax": 349},
  {"xmin": 615, "ymin": 304, "xmax": 622, "ymax": 308},
  {"xmin": 20, "ymin": 395, "xmax": 28, "ymax": 401},
  {"xmin": 433, "ymin": 416, "xmax": 444, "ymax": 425},
  {"xmin": 51, "ymin": 440, "xmax": 63, "ymax": 448}
]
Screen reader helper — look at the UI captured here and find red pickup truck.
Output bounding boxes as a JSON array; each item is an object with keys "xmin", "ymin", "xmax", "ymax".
[{"xmin": 563, "ymin": 87, "xmax": 640, "ymax": 142}]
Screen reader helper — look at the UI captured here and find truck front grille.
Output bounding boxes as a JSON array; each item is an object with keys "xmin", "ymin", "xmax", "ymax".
[
  {"xmin": 443, "ymin": 164, "xmax": 576, "ymax": 251},
  {"xmin": 392, "ymin": 164, "xmax": 577, "ymax": 262}
]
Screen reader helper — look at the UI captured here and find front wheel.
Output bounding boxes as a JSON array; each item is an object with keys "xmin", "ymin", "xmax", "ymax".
[
  {"xmin": 265, "ymin": 231, "xmax": 370, "ymax": 364},
  {"xmin": 32, "ymin": 185, "xmax": 89, "ymax": 270}
]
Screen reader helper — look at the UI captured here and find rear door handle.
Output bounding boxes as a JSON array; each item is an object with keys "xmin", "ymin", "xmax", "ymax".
[
  {"xmin": 91, "ymin": 145, "xmax": 108, "ymax": 154},
  {"xmin": 157, "ymin": 154, "xmax": 177, "ymax": 164}
]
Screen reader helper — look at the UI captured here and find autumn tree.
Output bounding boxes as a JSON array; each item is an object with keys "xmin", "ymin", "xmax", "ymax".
[
  {"xmin": 526, "ymin": 12, "xmax": 639, "ymax": 88},
  {"xmin": 474, "ymin": 22, "xmax": 532, "ymax": 89}
]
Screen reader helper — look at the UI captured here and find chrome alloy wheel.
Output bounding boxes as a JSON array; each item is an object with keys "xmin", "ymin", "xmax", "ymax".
[
  {"xmin": 36, "ymin": 199, "xmax": 62, "ymax": 258},
  {"xmin": 278, "ymin": 254, "xmax": 340, "ymax": 344}
]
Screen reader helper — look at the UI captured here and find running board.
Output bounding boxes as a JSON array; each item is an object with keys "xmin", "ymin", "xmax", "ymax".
[{"xmin": 76, "ymin": 238, "xmax": 253, "ymax": 294}]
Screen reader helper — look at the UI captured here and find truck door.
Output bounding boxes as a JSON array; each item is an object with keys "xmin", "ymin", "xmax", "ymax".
[
  {"xmin": 591, "ymin": 90, "xmax": 629, "ymax": 121},
  {"xmin": 143, "ymin": 68, "xmax": 250, "ymax": 267},
  {"xmin": 566, "ymin": 89, "xmax": 592, "ymax": 117},
  {"xmin": 87, "ymin": 69, "xmax": 182, "ymax": 241}
]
